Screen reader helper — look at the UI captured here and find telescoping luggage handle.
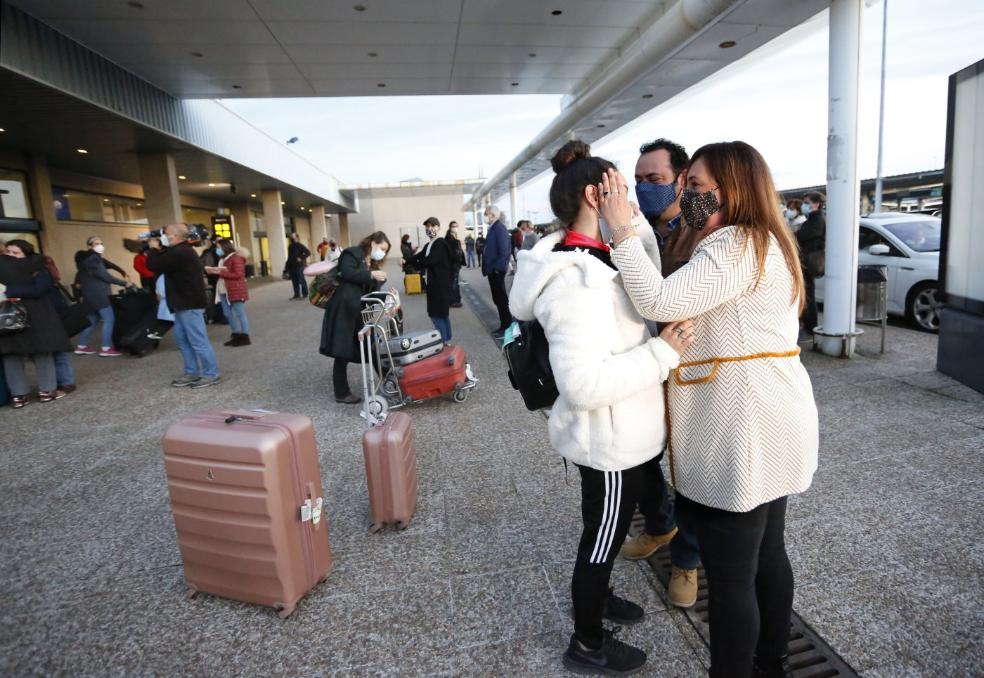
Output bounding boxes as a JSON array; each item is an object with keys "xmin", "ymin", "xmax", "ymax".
[{"xmin": 218, "ymin": 409, "xmax": 324, "ymax": 529}]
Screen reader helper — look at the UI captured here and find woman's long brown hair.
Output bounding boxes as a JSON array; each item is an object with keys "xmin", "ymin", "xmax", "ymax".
[{"xmin": 690, "ymin": 141, "xmax": 805, "ymax": 311}]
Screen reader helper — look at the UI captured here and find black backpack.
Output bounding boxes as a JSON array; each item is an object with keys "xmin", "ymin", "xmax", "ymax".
[{"xmin": 504, "ymin": 320, "xmax": 558, "ymax": 411}]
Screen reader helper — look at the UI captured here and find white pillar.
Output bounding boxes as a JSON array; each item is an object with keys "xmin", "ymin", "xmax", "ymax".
[
  {"xmin": 817, "ymin": 0, "xmax": 863, "ymax": 357},
  {"xmin": 310, "ymin": 205, "xmax": 328, "ymax": 241},
  {"xmin": 510, "ymin": 173, "xmax": 518, "ymax": 227},
  {"xmin": 137, "ymin": 152, "xmax": 182, "ymax": 228},
  {"xmin": 262, "ymin": 189, "xmax": 288, "ymax": 280}
]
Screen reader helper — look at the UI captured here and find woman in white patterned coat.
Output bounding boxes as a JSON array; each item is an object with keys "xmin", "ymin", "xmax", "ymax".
[{"xmin": 598, "ymin": 142, "xmax": 819, "ymax": 678}]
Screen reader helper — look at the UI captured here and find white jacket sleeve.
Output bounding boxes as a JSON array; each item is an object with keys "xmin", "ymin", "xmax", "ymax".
[
  {"xmin": 611, "ymin": 228, "xmax": 757, "ymax": 322},
  {"xmin": 536, "ymin": 283, "xmax": 680, "ymax": 411}
]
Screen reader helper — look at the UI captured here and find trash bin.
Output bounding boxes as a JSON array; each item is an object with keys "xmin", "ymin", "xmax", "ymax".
[{"xmin": 857, "ymin": 264, "xmax": 888, "ymax": 353}]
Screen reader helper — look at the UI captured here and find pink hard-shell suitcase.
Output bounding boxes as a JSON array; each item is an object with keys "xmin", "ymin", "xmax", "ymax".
[
  {"xmin": 362, "ymin": 411, "xmax": 418, "ymax": 532},
  {"xmin": 162, "ymin": 409, "xmax": 332, "ymax": 618}
]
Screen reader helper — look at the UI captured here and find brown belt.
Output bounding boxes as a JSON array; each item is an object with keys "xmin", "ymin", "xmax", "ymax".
[{"xmin": 663, "ymin": 347, "xmax": 801, "ymax": 485}]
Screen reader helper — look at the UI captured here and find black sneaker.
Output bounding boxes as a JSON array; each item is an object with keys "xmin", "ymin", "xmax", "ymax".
[
  {"xmin": 562, "ymin": 628, "xmax": 646, "ymax": 676},
  {"xmin": 751, "ymin": 655, "xmax": 793, "ymax": 678},
  {"xmin": 603, "ymin": 588, "xmax": 644, "ymax": 625},
  {"xmin": 569, "ymin": 589, "xmax": 644, "ymax": 625}
]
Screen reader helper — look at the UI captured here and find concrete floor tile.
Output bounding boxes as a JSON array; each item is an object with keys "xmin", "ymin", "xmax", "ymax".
[{"xmin": 450, "ymin": 566, "xmax": 559, "ymax": 647}]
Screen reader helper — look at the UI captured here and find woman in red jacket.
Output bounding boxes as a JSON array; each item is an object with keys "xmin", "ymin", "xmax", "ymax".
[{"xmin": 206, "ymin": 239, "xmax": 251, "ymax": 346}]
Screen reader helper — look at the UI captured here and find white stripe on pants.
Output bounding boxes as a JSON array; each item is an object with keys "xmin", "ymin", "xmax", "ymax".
[{"xmin": 590, "ymin": 470, "xmax": 623, "ymax": 564}]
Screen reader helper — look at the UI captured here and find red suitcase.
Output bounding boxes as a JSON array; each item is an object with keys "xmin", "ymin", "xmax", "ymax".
[
  {"xmin": 397, "ymin": 345, "xmax": 468, "ymax": 401},
  {"xmin": 162, "ymin": 409, "xmax": 332, "ymax": 618},
  {"xmin": 362, "ymin": 411, "xmax": 418, "ymax": 532}
]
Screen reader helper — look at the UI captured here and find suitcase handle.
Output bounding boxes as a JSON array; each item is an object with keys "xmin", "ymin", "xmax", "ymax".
[{"xmin": 221, "ymin": 408, "xmax": 276, "ymax": 424}]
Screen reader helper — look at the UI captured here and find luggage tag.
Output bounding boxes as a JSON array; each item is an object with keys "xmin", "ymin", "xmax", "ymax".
[
  {"xmin": 300, "ymin": 499, "xmax": 313, "ymax": 522},
  {"xmin": 312, "ymin": 497, "xmax": 323, "ymax": 526}
]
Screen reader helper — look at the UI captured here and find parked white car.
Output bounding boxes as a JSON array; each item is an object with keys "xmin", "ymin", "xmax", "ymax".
[{"xmin": 815, "ymin": 213, "xmax": 941, "ymax": 332}]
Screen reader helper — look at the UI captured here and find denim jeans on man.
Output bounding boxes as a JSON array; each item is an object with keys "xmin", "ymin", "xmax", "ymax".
[
  {"xmin": 77, "ymin": 305, "xmax": 115, "ymax": 348},
  {"xmin": 289, "ymin": 267, "xmax": 308, "ymax": 298},
  {"xmin": 173, "ymin": 309, "xmax": 219, "ymax": 378},
  {"xmin": 53, "ymin": 352, "xmax": 74, "ymax": 387},
  {"xmin": 641, "ymin": 455, "xmax": 701, "ymax": 569},
  {"xmin": 219, "ymin": 294, "xmax": 249, "ymax": 335},
  {"xmin": 432, "ymin": 316, "xmax": 452, "ymax": 343}
]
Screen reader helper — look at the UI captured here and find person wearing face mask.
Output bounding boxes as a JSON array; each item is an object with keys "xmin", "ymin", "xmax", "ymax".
[
  {"xmin": 319, "ymin": 231, "xmax": 391, "ymax": 404},
  {"xmin": 287, "ymin": 232, "xmax": 312, "ymax": 300},
  {"xmin": 205, "ymin": 239, "xmax": 251, "ymax": 347},
  {"xmin": 796, "ymin": 192, "xmax": 826, "ymax": 342},
  {"xmin": 74, "ymin": 235, "xmax": 134, "ymax": 357},
  {"xmin": 409, "ymin": 217, "xmax": 454, "ymax": 342},
  {"xmin": 601, "ymin": 142, "xmax": 818, "ymax": 678},
  {"xmin": 445, "ymin": 221, "xmax": 466, "ymax": 308},
  {"xmin": 509, "ymin": 140, "xmax": 695, "ymax": 675},
  {"xmin": 784, "ymin": 199, "xmax": 806, "ymax": 233},
  {"xmin": 481, "ymin": 205, "xmax": 513, "ymax": 335},
  {"xmin": 199, "ymin": 236, "xmax": 226, "ymax": 325}
]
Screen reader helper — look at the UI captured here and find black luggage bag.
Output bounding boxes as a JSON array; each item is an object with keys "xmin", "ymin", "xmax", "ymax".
[{"xmin": 111, "ymin": 289, "xmax": 160, "ymax": 356}]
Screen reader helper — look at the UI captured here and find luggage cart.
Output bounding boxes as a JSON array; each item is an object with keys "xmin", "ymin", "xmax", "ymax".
[{"xmin": 358, "ymin": 292, "xmax": 477, "ymax": 421}]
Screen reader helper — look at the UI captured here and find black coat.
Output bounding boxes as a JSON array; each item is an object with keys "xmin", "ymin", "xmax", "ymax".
[
  {"xmin": 0, "ymin": 256, "xmax": 71, "ymax": 356},
  {"xmin": 410, "ymin": 238, "xmax": 452, "ymax": 319},
  {"xmin": 146, "ymin": 242, "xmax": 208, "ymax": 312},
  {"xmin": 287, "ymin": 241, "xmax": 310, "ymax": 270},
  {"xmin": 796, "ymin": 211, "xmax": 826, "ymax": 256},
  {"xmin": 445, "ymin": 233, "xmax": 465, "ymax": 271},
  {"xmin": 319, "ymin": 247, "xmax": 379, "ymax": 362}
]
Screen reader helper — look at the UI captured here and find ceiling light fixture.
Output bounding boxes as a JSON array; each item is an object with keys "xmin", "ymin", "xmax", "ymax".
[
  {"xmin": 232, "ymin": 84, "xmax": 242, "ymax": 89},
  {"xmin": 76, "ymin": 148, "xmax": 88, "ymax": 154},
  {"xmin": 178, "ymin": 175, "xmax": 186, "ymax": 180},
  {"xmin": 551, "ymin": 10, "xmax": 563, "ymax": 16},
  {"xmin": 250, "ymin": 193, "xmax": 257, "ymax": 198},
  {"xmin": 377, "ymin": 83, "xmax": 386, "ymax": 88},
  {"xmin": 281, "ymin": 201, "xmax": 286, "ymax": 205},
  {"xmin": 718, "ymin": 40, "xmax": 736, "ymax": 49},
  {"xmin": 208, "ymin": 183, "xmax": 216, "ymax": 187},
  {"xmin": 511, "ymin": 82, "xmax": 519, "ymax": 87},
  {"xmin": 0, "ymin": 127, "xmax": 5, "ymax": 132}
]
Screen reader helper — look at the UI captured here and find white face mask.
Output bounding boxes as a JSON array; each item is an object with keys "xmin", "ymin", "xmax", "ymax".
[
  {"xmin": 801, "ymin": 203, "xmax": 813, "ymax": 216},
  {"xmin": 370, "ymin": 247, "xmax": 386, "ymax": 262},
  {"xmin": 784, "ymin": 208, "xmax": 797, "ymax": 220},
  {"xmin": 93, "ymin": 244, "xmax": 105, "ymax": 254},
  {"xmin": 159, "ymin": 234, "xmax": 170, "ymax": 248},
  {"xmin": 450, "ymin": 229, "xmax": 458, "ymax": 237}
]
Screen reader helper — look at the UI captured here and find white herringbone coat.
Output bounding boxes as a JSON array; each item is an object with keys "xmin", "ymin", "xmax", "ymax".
[
  {"xmin": 612, "ymin": 226, "xmax": 819, "ymax": 512},
  {"xmin": 509, "ymin": 231, "xmax": 681, "ymax": 472}
]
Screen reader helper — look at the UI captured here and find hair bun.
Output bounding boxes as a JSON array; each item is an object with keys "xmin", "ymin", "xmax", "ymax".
[{"xmin": 551, "ymin": 140, "xmax": 591, "ymax": 173}]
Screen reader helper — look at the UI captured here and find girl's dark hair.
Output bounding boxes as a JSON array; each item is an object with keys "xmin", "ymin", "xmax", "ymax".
[
  {"xmin": 549, "ymin": 140, "xmax": 616, "ymax": 224},
  {"xmin": 401, "ymin": 234, "xmax": 410, "ymax": 242},
  {"xmin": 6, "ymin": 239, "xmax": 36, "ymax": 256}
]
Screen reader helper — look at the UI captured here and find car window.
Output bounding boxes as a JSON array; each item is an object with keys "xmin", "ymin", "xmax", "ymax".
[
  {"xmin": 884, "ymin": 220, "xmax": 941, "ymax": 252},
  {"xmin": 859, "ymin": 227, "xmax": 905, "ymax": 257}
]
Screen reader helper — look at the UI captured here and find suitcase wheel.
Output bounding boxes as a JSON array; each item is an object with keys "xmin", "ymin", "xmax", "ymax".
[
  {"xmin": 185, "ymin": 587, "xmax": 199, "ymax": 600},
  {"xmin": 275, "ymin": 602, "xmax": 295, "ymax": 619},
  {"xmin": 369, "ymin": 522, "xmax": 385, "ymax": 534},
  {"xmin": 452, "ymin": 388, "xmax": 469, "ymax": 404}
]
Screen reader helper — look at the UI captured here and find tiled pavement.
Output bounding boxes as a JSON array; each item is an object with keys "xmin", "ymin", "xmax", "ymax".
[{"xmin": 1, "ymin": 262, "xmax": 981, "ymax": 676}]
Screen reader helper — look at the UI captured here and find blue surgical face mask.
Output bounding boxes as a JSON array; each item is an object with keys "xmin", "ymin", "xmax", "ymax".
[
  {"xmin": 215, "ymin": 246, "xmax": 223, "ymax": 256},
  {"xmin": 801, "ymin": 202, "xmax": 813, "ymax": 216},
  {"xmin": 635, "ymin": 180, "xmax": 679, "ymax": 218},
  {"xmin": 370, "ymin": 247, "xmax": 386, "ymax": 262}
]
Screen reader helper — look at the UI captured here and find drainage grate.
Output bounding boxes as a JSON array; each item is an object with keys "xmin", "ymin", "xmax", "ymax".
[
  {"xmin": 460, "ymin": 281, "xmax": 505, "ymax": 339},
  {"xmin": 645, "ymin": 546, "xmax": 859, "ymax": 677}
]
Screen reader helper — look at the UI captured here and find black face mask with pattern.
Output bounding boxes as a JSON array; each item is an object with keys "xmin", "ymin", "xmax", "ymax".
[{"xmin": 679, "ymin": 188, "xmax": 721, "ymax": 230}]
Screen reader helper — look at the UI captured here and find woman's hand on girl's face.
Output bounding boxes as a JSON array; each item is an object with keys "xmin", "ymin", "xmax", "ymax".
[
  {"xmin": 597, "ymin": 168, "xmax": 633, "ymax": 229},
  {"xmin": 660, "ymin": 320, "xmax": 696, "ymax": 356}
]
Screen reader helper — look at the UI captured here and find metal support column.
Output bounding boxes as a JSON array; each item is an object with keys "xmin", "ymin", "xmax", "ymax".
[
  {"xmin": 816, "ymin": 0, "xmax": 864, "ymax": 357},
  {"xmin": 510, "ymin": 173, "xmax": 518, "ymax": 226}
]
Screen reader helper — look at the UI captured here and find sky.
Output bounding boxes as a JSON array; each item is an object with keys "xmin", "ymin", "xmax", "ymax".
[{"xmin": 223, "ymin": 0, "xmax": 984, "ymax": 223}]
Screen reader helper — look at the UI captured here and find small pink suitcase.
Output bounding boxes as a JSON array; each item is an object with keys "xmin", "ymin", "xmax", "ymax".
[
  {"xmin": 362, "ymin": 411, "xmax": 418, "ymax": 532},
  {"xmin": 162, "ymin": 409, "xmax": 332, "ymax": 618}
]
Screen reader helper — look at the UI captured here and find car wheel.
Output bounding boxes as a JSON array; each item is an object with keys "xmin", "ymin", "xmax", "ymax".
[{"xmin": 906, "ymin": 282, "xmax": 940, "ymax": 333}]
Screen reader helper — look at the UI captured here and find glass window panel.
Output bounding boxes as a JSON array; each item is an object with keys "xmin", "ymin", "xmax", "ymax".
[{"xmin": 0, "ymin": 169, "xmax": 32, "ymax": 219}]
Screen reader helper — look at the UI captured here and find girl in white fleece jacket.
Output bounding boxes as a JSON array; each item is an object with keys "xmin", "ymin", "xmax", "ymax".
[{"xmin": 509, "ymin": 140, "xmax": 693, "ymax": 676}]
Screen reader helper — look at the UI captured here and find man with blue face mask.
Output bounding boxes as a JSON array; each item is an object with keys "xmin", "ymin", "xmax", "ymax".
[
  {"xmin": 634, "ymin": 138, "xmax": 689, "ymax": 252},
  {"xmin": 620, "ymin": 137, "xmax": 703, "ymax": 611}
]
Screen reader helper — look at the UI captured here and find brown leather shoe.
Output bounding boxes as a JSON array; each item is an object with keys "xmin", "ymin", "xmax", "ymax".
[
  {"xmin": 668, "ymin": 566, "xmax": 698, "ymax": 608},
  {"xmin": 335, "ymin": 393, "xmax": 362, "ymax": 404},
  {"xmin": 620, "ymin": 528, "xmax": 678, "ymax": 560}
]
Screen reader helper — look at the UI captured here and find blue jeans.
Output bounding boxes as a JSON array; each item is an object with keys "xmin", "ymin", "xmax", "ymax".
[
  {"xmin": 466, "ymin": 250, "xmax": 476, "ymax": 268},
  {"xmin": 432, "ymin": 316, "xmax": 452, "ymax": 343},
  {"xmin": 77, "ymin": 305, "xmax": 115, "ymax": 349},
  {"xmin": 219, "ymin": 294, "xmax": 250, "ymax": 335},
  {"xmin": 641, "ymin": 455, "xmax": 701, "ymax": 569},
  {"xmin": 289, "ymin": 268, "xmax": 308, "ymax": 298},
  {"xmin": 53, "ymin": 352, "xmax": 75, "ymax": 387},
  {"xmin": 173, "ymin": 309, "xmax": 219, "ymax": 378}
]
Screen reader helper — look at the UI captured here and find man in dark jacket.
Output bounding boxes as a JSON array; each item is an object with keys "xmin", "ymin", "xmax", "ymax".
[
  {"xmin": 411, "ymin": 217, "xmax": 454, "ymax": 343},
  {"xmin": 75, "ymin": 236, "xmax": 134, "ymax": 356},
  {"xmin": 147, "ymin": 223, "xmax": 221, "ymax": 388},
  {"xmin": 796, "ymin": 191, "xmax": 826, "ymax": 340},
  {"xmin": 287, "ymin": 232, "xmax": 311, "ymax": 300},
  {"xmin": 481, "ymin": 206, "xmax": 513, "ymax": 335}
]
